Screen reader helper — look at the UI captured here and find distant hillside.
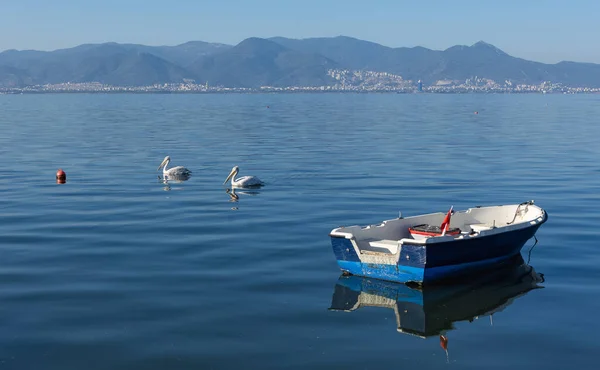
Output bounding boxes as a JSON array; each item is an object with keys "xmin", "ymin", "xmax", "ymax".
[
  {"xmin": 189, "ymin": 37, "xmax": 337, "ymax": 88},
  {"xmin": 0, "ymin": 43, "xmax": 197, "ymax": 86},
  {"xmin": 270, "ymin": 36, "xmax": 600, "ymax": 87},
  {"xmin": 69, "ymin": 51, "xmax": 195, "ymax": 86},
  {"xmin": 115, "ymin": 41, "xmax": 232, "ymax": 66},
  {"xmin": 2, "ymin": 36, "xmax": 600, "ymax": 88},
  {"xmin": 0, "ymin": 65, "xmax": 31, "ymax": 87}
]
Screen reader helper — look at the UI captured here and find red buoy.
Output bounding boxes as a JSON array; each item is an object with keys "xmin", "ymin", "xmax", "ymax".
[{"xmin": 56, "ymin": 169, "xmax": 66, "ymax": 184}]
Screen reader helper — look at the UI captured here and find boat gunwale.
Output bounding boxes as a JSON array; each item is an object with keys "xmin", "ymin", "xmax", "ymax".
[{"xmin": 330, "ymin": 203, "xmax": 547, "ymax": 246}]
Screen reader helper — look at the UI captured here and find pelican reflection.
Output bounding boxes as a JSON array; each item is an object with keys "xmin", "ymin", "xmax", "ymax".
[
  {"xmin": 159, "ymin": 173, "xmax": 191, "ymax": 191},
  {"xmin": 225, "ymin": 187, "xmax": 261, "ymax": 202}
]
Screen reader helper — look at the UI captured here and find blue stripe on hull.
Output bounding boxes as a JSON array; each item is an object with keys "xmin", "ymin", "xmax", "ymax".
[
  {"xmin": 338, "ymin": 254, "xmax": 518, "ymax": 284},
  {"xmin": 338, "ymin": 261, "xmax": 425, "ymax": 284}
]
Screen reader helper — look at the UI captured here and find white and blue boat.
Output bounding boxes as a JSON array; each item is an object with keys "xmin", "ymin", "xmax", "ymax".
[{"xmin": 329, "ymin": 201, "xmax": 547, "ymax": 285}]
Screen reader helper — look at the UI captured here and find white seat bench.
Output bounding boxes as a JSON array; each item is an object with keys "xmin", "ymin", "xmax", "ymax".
[
  {"xmin": 470, "ymin": 223, "xmax": 495, "ymax": 232},
  {"xmin": 364, "ymin": 239, "xmax": 399, "ymax": 254}
]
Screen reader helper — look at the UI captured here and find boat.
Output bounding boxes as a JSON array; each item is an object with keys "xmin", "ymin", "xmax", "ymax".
[
  {"xmin": 329, "ymin": 200, "xmax": 547, "ymax": 284},
  {"xmin": 329, "ymin": 254, "xmax": 544, "ymax": 338}
]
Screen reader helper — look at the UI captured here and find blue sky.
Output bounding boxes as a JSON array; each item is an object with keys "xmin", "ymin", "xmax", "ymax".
[{"xmin": 1, "ymin": 0, "xmax": 598, "ymax": 64}]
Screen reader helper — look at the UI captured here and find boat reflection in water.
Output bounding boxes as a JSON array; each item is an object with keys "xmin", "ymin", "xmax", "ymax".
[{"xmin": 329, "ymin": 254, "xmax": 544, "ymax": 361}]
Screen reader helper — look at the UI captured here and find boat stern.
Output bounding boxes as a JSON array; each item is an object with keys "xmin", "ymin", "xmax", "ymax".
[
  {"xmin": 330, "ymin": 233, "xmax": 427, "ymax": 284},
  {"xmin": 330, "ymin": 235, "xmax": 362, "ymax": 275}
]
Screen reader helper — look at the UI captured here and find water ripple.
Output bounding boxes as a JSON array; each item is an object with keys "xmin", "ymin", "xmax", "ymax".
[{"xmin": 0, "ymin": 93, "xmax": 599, "ymax": 369}]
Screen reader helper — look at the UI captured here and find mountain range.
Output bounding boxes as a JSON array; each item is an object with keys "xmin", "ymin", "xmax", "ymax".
[{"xmin": 1, "ymin": 36, "xmax": 600, "ymax": 88}]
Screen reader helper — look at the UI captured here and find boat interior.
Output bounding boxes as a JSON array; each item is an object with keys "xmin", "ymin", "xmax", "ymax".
[{"xmin": 331, "ymin": 202, "xmax": 545, "ymax": 255}]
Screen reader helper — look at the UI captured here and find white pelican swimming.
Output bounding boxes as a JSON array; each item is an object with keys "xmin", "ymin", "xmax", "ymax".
[
  {"xmin": 157, "ymin": 156, "xmax": 191, "ymax": 178},
  {"xmin": 223, "ymin": 166, "xmax": 264, "ymax": 188}
]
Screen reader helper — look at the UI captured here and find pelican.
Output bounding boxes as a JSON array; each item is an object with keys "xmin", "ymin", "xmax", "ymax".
[
  {"xmin": 157, "ymin": 156, "xmax": 191, "ymax": 178},
  {"xmin": 223, "ymin": 166, "xmax": 263, "ymax": 188}
]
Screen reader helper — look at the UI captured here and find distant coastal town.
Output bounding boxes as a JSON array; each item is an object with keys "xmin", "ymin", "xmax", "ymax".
[{"xmin": 1, "ymin": 69, "xmax": 599, "ymax": 94}]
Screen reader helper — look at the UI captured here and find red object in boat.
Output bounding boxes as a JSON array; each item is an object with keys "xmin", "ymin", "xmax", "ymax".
[
  {"xmin": 409, "ymin": 206, "xmax": 458, "ymax": 237},
  {"xmin": 440, "ymin": 206, "xmax": 453, "ymax": 234},
  {"xmin": 409, "ymin": 224, "xmax": 461, "ymax": 237}
]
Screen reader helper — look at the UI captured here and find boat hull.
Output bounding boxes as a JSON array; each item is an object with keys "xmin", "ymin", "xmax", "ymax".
[{"xmin": 330, "ymin": 213, "xmax": 546, "ymax": 285}]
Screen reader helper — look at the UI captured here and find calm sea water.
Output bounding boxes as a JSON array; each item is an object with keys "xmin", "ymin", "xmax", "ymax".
[{"xmin": 0, "ymin": 93, "xmax": 599, "ymax": 369}]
